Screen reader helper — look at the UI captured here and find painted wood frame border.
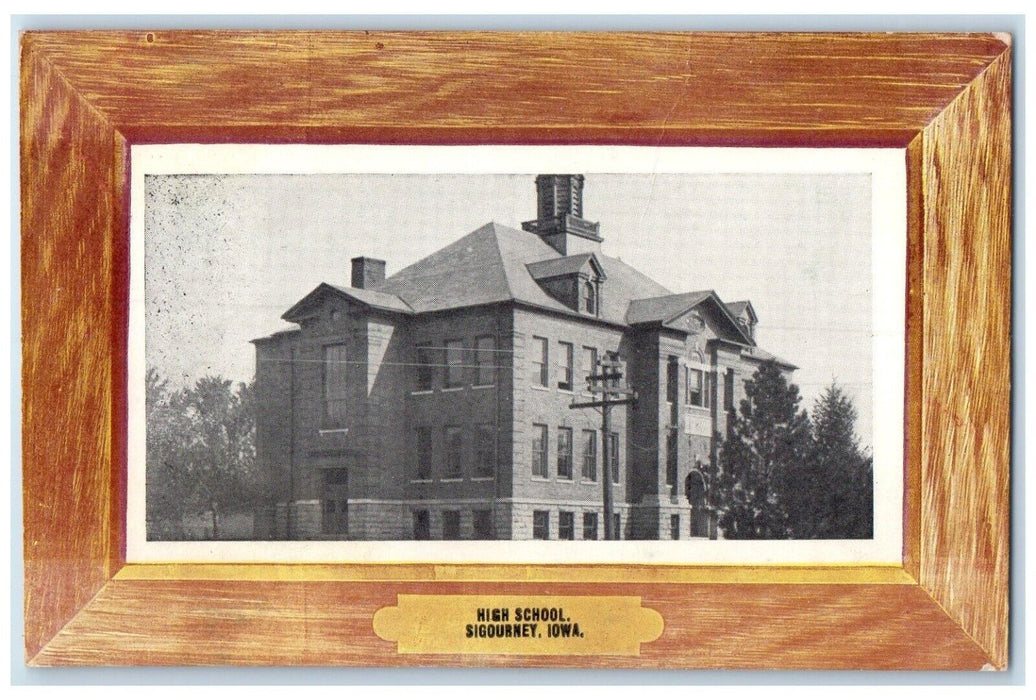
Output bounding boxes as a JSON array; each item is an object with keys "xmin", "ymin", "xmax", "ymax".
[{"xmin": 20, "ymin": 31, "xmax": 1011, "ymax": 669}]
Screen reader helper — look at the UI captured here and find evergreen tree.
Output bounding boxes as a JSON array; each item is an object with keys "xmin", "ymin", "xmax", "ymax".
[
  {"xmin": 802, "ymin": 383, "xmax": 873, "ymax": 539},
  {"xmin": 715, "ymin": 361, "xmax": 812, "ymax": 539}
]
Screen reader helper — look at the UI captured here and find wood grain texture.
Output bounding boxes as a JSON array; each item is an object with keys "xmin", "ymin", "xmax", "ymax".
[
  {"xmin": 32, "ymin": 580, "xmax": 990, "ymax": 669},
  {"xmin": 919, "ymin": 47, "xmax": 1012, "ymax": 669},
  {"xmin": 903, "ymin": 135, "xmax": 925, "ymax": 582},
  {"xmin": 20, "ymin": 41, "xmax": 128, "ymax": 663},
  {"xmin": 19, "ymin": 31, "xmax": 1011, "ymax": 669},
  {"xmin": 22, "ymin": 31, "xmax": 1007, "ymax": 145}
]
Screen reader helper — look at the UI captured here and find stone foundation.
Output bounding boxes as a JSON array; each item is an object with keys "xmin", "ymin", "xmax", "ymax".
[
  {"xmin": 627, "ymin": 500, "xmax": 695, "ymax": 540},
  {"xmin": 259, "ymin": 498, "xmax": 705, "ymax": 541}
]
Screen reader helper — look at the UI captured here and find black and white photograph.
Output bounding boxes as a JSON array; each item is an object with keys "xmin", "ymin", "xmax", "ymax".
[{"xmin": 127, "ymin": 145, "xmax": 904, "ymax": 563}]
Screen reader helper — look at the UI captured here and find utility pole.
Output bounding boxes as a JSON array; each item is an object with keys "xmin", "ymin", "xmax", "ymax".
[{"xmin": 570, "ymin": 352, "xmax": 636, "ymax": 540}]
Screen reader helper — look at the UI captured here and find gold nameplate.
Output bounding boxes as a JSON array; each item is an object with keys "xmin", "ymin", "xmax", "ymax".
[{"xmin": 373, "ymin": 595, "xmax": 663, "ymax": 655}]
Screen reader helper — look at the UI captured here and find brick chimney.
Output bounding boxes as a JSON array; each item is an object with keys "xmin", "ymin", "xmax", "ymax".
[
  {"xmin": 351, "ymin": 256, "xmax": 386, "ymax": 290},
  {"xmin": 521, "ymin": 174, "xmax": 602, "ymax": 256}
]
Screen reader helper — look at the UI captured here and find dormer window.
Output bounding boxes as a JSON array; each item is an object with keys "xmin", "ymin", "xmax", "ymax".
[
  {"xmin": 583, "ymin": 279, "xmax": 597, "ymax": 315},
  {"xmin": 723, "ymin": 301, "xmax": 758, "ymax": 344},
  {"xmin": 527, "ymin": 252, "xmax": 607, "ymax": 317}
]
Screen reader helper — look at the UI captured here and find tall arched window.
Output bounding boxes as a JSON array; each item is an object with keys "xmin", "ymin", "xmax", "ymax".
[{"xmin": 583, "ymin": 279, "xmax": 597, "ymax": 315}]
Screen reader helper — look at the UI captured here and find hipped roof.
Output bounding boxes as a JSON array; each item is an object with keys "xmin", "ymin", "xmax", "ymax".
[
  {"xmin": 373, "ymin": 222, "xmax": 669, "ymax": 324},
  {"xmin": 280, "ymin": 222, "xmax": 764, "ymax": 344}
]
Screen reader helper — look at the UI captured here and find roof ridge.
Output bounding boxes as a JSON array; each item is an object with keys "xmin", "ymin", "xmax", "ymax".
[
  {"xmin": 525, "ymin": 251, "xmax": 600, "ymax": 280},
  {"xmin": 643, "ymin": 289, "xmax": 714, "ymax": 302},
  {"xmin": 282, "ymin": 282, "xmax": 414, "ymax": 321},
  {"xmin": 486, "ymin": 222, "xmax": 520, "ymax": 301},
  {"xmin": 382, "ymin": 221, "xmax": 498, "ymax": 283},
  {"xmin": 328, "ymin": 283, "xmax": 415, "ymax": 312},
  {"xmin": 624, "ymin": 289, "xmax": 713, "ymax": 325}
]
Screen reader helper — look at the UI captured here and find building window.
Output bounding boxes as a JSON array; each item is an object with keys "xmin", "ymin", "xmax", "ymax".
[
  {"xmin": 442, "ymin": 510, "xmax": 461, "ymax": 539},
  {"xmin": 686, "ymin": 368, "xmax": 711, "ymax": 408},
  {"xmin": 532, "ymin": 424, "xmax": 548, "ymax": 477},
  {"xmin": 415, "ymin": 343, "xmax": 434, "ymax": 391},
  {"xmin": 666, "ymin": 428, "xmax": 678, "ymax": 487},
  {"xmin": 531, "ymin": 336, "xmax": 548, "ymax": 386},
  {"xmin": 583, "ymin": 280, "xmax": 597, "ymax": 315},
  {"xmin": 559, "ymin": 511, "xmax": 575, "ymax": 540},
  {"xmin": 445, "ymin": 426, "xmax": 463, "ymax": 477},
  {"xmin": 475, "ymin": 335, "xmax": 496, "ymax": 386},
  {"xmin": 670, "ymin": 514, "xmax": 680, "ymax": 540},
  {"xmin": 557, "ymin": 341, "xmax": 574, "ymax": 390},
  {"xmin": 475, "ymin": 423, "xmax": 495, "ymax": 478},
  {"xmin": 557, "ymin": 427, "xmax": 573, "ymax": 479},
  {"xmin": 724, "ymin": 368, "xmax": 735, "ymax": 411},
  {"xmin": 583, "ymin": 512, "xmax": 598, "ymax": 540},
  {"xmin": 473, "ymin": 510, "xmax": 493, "ymax": 539},
  {"xmin": 533, "ymin": 510, "xmax": 550, "ymax": 540},
  {"xmin": 581, "ymin": 429, "xmax": 597, "ymax": 481},
  {"xmin": 613, "ymin": 513, "xmax": 621, "ymax": 540},
  {"xmin": 445, "ymin": 339, "xmax": 465, "ymax": 388},
  {"xmin": 609, "ymin": 432, "xmax": 620, "ymax": 484},
  {"xmin": 415, "ymin": 427, "xmax": 432, "ymax": 480},
  {"xmin": 322, "ymin": 344, "xmax": 348, "ymax": 428},
  {"xmin": 666, "ymin": 356, "xmax": 679, "ymax": 404},
  {"xmin": 686, "ymin": 368, "xmax": 701, "ymax": 406},
  {"xmin": 583, "ymin": 346, "xmax": 598, "ymax": 392},
  {"xmin": 413, "ymin": 510, "xmax": 430, "ymax": 540}
]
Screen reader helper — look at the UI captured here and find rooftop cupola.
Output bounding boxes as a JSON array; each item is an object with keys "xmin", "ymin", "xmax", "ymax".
[{"xmin": 521, "ymin": 174, "xmax": 603, "ymax": 256}]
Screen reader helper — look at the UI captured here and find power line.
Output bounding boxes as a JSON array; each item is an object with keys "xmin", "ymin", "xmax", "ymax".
[
  {"xmin": 415, "ymin": 345, "xmax": 515, "ymax": 354},
  {"xmin": 256, "ymin": 357, "xmax": 515, "ymax": 370}
]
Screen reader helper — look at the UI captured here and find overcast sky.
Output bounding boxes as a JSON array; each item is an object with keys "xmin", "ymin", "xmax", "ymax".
[{"xmin": 144, "ymin": 172, "xmax": 873, "ymax": 447}]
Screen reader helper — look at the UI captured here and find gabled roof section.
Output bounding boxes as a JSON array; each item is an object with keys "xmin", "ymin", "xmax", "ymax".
[
  {"xmin": 626, "ymin": 291, "xmax": 712, "ymax": 326},
  {"xmin": 326, "ymin": 285, "xmax": 415, "ymax": 314},
  {"xmin": 281, "ymin": 282, "xmax": 413, "ymax": 321},
  {"xmin": 725, "ymin": 300, "xmax": 758, "ymax": 324},
  {"xmin": 626, "ymin": 290, "xmax": 755, "ymax": 345},
  {"xmin": 526, "ymin": 252, "xmax": 606, "ymax": 281}
]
